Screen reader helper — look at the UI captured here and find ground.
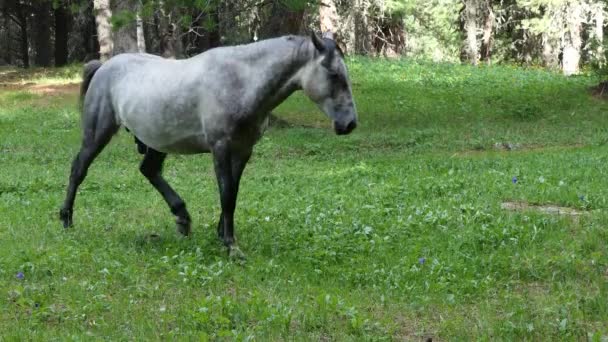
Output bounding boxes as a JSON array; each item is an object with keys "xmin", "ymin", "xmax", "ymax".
[{"xmin": 0, "ymin": 61, "xmax": 607, "ymax": 340}]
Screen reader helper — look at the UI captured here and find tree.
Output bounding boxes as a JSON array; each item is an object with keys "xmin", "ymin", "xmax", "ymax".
[
  {"xmin": 93, "ymin": 0, "xmax": 113, "ymax": 61},
  {"xmin": 480, "ymin": 0, "xmax": 494, "ymax": 63},
  {"xmin": 111, "ymin": 0, "xmax": 139, "ymax": 55},
  {"xmin": 562, "ymin": 1, "xmax": 583, "ymax": 76},
  {"xmin": 462, "ymin": 0, "xmax": 479, "ymax": 65},
  {"xmin": 54, "ymin": 2, "xmax": 71, "ymax": 66},
  {"xmin": 354, "ymin": 0, "xmax": 373, "ymax": 54},
  {"xmin": 2, "ymin": 0, "xmax": 31, "ymax": 67},
  {"xmin": 320, "ymin": 0, "xmax": 340, "ymax": 34},
  {"xmin": 33, "ymin": 1, "xmax": 52, "ymax": 66}
]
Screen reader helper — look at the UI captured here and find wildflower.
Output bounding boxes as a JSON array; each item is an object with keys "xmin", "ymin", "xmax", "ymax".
[
  {"xmin": 419, "ymin": 257, "xmax": 426, "ymax": 265},
  {"xmin": 512, "ymin": 176, "xmax": 518, "ymax": 184},
  {"xmin": 579, "ymin": 195, "xmax": 586, "ymax": 201},
  {"xmin": 16, "ymin": 272, "xmax": 24, "ymax": 280}
]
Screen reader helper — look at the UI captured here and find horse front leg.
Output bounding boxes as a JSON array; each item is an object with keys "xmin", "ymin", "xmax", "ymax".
[
  {"xmin": 216, "ymin": 148, "xmax": 252, "ymax": 239},
  {"xmin": 212, "ymin": 143, "xmax": 251, "ymax": 260}
]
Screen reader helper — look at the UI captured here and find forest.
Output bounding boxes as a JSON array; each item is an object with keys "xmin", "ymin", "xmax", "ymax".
[{"xmin": 1, "ymin": 0, "xmax": 607, "ymax": 76}]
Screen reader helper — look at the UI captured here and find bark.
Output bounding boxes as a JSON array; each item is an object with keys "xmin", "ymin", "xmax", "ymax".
[
  {"xmin": 93, "ymin": 0, "xmax": 113, "ymax": 61},
  {"xmin": 2, "ymin": 14, "xmax": 12, "ymax": 64},
  {"xmin": 111, "ymin": 0, "xmax": 138, "ymax": 55},
  {"xmin": 79, "ymin": 1, "xmax": 100, "ymax": 61},
  {"xmin": 157, "ymin": 1, "xmax": 182, "ymax": 58},
  {"xmin": 320, "ymin": 0, "xmax": 339, "ymax": 34},
  {"xmin": 463, "ymin": 0, "xmax": 479, "ymax": 65},
  {"xmin": 15, "ymin": 2, "xmax": 29, "ymax": 68},
  {"xmin": 595, "ymin": 3, "xmax": 605, "ymax": 67},
  {"xmin": 136, "ymin": 11, "xmax": 146, "ymax": 53},
  {"xmin": 479, "ymin": 0, "xmax": 494, "ymax": 64},
  {"xmin": 542, "ymin": 33, "xmax": 559, "ymax": 69},
  {"xmin": 54, "ymin": 4, "xmax": 70, "ymax": 67},
  {"xmin": 320, "ymin": 0, "xmax": 348, "ymax": 52},
  {"xmin": 354, "ymin": 0, "xmax": 373, "ymax": 55},
  {"xmin": 33, "ymin": 1, "xmax": 52, "ymax": 67},
  {"xmin": 562, "ymin": 1, "xmax": 583, "ymax": 76}
]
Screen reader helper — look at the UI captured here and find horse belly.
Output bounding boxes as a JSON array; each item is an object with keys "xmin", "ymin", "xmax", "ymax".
[
  {"xmin": 157, "ymin": 135, "xmax": 211, "ymax": 154},
  {"xmin": 120, "ymin": 110, "xmax": 209, "ymax": 154}
]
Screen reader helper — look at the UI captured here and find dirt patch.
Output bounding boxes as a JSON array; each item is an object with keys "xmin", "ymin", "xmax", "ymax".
[
  {"xmin": 501, "ymin": 201, "xmax": 589, "ymax": 216},
  {"xmin": 0, "ymin": 82, "xmax": 79, "ymax": 95},
  {"xmin": 452, "ymin": 144, "xmax": 585, "ymax": 158},
  {"xmin": 27, "ymin": 83, "xmax": 80, "ymax": 96}
]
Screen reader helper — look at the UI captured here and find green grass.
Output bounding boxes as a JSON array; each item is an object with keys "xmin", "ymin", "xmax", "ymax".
[{"xmin": 1, "ymin": 59, "xmax": 607, "ymax": 340}]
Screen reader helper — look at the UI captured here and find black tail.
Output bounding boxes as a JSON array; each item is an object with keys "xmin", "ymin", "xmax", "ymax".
[{"xmin": 80, "ymin": 60, "xmax": 103, "ymax": 108}]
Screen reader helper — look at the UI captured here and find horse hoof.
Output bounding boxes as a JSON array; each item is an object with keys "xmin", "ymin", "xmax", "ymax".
[
  {"xmin": 176, "ymin": 218, "xmax": 191, "ymax": 236},
  {"xmin": 59, "ymin": 208, "xmax": 72, "ymax": 228},
  {"xmin": 228, "ymin": 246, "xmax": 246, "ymax": 264}
]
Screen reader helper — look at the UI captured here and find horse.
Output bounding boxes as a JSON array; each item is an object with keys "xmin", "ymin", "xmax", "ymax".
[{"xmin": 59, "ymin": 32, "xmax": 358, "ymax": 259}]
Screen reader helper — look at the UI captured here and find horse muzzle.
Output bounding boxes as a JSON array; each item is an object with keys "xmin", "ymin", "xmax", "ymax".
[{"xmin": 334, "ymin": 120, "xmax": 357, "ymax": 135}]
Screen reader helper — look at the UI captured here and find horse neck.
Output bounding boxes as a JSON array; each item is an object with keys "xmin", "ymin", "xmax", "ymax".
[{"xmin": 238, "ymin": 37, "xmax": 315, "ymax": 115}]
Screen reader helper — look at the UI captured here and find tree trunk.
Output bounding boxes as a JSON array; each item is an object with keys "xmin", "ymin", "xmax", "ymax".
[
  {"xmin": 79, "ymin": 1, "xmax": 100, "ymax": 61},
  {"xmin": 320, "ymin": 0, "xmax": 339, "ymax": 34},
  {"xmin": 157, "ymin": 1, "xmax": 182, "ymax": 58},
  {"xmin": 354, "ymin": 0, "xmax": 373, "ymax": 55},
  {"xmin": 562, "ymin": 1, "xmax": 583, "ymax": 76},
  {"xmin": 54, "ymin": 4, "xmax": 70, "ymax": 67},
  {"xmin": 463, "ymin": 0, "xmax": 479, "ymax": 65},
  {"xmin": 542, "ymin": 33, "xmax": 559, "ymax": 69},
  {"xmin": 479, "ymin": 0, "xmax": 494, "ymax": 64},
  {"xmin": 111, "ymin": 0, "xmax": 138, "ymax": 55},
  {"xmin": 595, "ymin": 3, "xmax": 605, "ymax": 67},
  {"xmin": 15, "ymin": 3, "xmax": 29, "ymax": 68},
  {"xmin": 3, "ymin": 14, "xmax": 12, "ymax": 64},
  {"xmin": 93, "ymin": 0, "xmax": 113, "ymax": 61},
  {"xmin": 33, "ymin": 2, "xmax": 52, "ymax": 67},
  {"xmin": 319, "ymin": 0, "xmax": 349, "ymax": 52},
  {"xmin": 136, "ymin": 11, "xmax": 146, "ymax": 53}
]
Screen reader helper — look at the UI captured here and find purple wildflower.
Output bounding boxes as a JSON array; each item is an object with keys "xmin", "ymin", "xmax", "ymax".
[
  {"xmin": 16, "ymin": 272, "xmax": 24, "ymax": 280},
  {"xmin": 419, "ymin": 257, "xmax": 426, "ymax": 265},
  {"xmin": 512, "ymin": 176, "xmax": 518, "ymax": 184}
]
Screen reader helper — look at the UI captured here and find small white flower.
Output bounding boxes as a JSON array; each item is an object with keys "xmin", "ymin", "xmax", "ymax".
[
  {"xmin": 264, "ymin": 216, "xmax": 270, "ymax": 222},
  {"xmin": 538, "ymin": 176, "xmax": 545, "ymax": 184}
]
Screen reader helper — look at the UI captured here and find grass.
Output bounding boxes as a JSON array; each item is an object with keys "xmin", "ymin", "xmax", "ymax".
[{"xmin": 1, "ymin": 60, "xmax": 608, "ymax": 340}]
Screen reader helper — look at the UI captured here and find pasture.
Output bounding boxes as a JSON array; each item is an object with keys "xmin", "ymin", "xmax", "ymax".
[{"xmin": 1, "ymin": 60, "xmax": 607, "ymax": 340}]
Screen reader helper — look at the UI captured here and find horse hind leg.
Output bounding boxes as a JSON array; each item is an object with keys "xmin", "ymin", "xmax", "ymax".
[
  {"xmin": 59, "ymin": 106, "xmax": 119, "ymax": 228},
  {"xmin": 139, "ymin": 148, "xmax": 191, "ymax": 236}
]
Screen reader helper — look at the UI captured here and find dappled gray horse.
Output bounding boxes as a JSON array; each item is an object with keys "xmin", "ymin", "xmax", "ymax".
[{"xmin": 59, "ymin": 32, "xmax": 357, "ymax": 258}]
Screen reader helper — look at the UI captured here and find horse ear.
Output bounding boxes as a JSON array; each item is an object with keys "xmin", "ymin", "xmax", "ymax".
[{"xmin": 311, "ymin": 32, "xmax": 326, "ymax": 53}]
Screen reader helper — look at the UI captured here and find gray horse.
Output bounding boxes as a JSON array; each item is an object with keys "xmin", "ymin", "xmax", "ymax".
[{"xmin": 59, "ymin": 32, "xmax": 357, "ymax": 258}]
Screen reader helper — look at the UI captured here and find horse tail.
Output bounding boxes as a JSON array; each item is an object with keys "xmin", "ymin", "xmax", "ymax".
[{"xmin": 79, "ymin": 60, "xmax": 103, "ymax": 109}]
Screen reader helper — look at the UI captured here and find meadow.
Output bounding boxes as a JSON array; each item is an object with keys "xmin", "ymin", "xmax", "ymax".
[{"xmin": 1, "ymin": 59, "xmax": 607, "ymax": 340}]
